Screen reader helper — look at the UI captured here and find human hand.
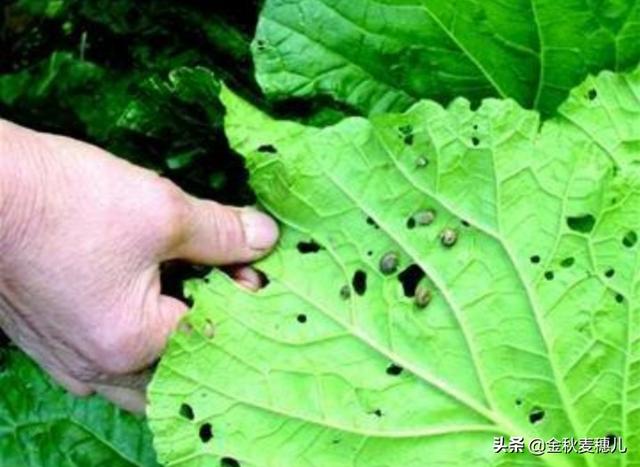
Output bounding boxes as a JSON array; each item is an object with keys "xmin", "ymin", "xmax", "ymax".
[{"xmin": 0, "ymin": 120, "xmax": 278, "ymax": 412}]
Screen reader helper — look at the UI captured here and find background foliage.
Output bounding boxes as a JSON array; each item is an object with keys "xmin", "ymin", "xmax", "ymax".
[
  {"xmin": 0, "ymin": 0, "xmax": 261, "ymax": 203},
  {"xmin": 0, "ymin": 1, "xmax": 266, "ymax": 464}
]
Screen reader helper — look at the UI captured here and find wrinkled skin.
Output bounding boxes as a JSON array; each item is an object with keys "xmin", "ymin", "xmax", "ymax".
[{"xmin": 0, "ymin": 120, "xmax": 278, "ymax": 412}]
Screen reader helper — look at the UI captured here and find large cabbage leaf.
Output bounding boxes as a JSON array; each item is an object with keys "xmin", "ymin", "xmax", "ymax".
[
  {"xmin": 148, "ymin": 67, "xmax": 640, "ymax": 466},
  {"xmin": 0, "ymin": 348, "xmax": 158, "ymax": 466},
  {"xmin": 252, "ymin": 0, "xmax": 640, "ymax": 116}
]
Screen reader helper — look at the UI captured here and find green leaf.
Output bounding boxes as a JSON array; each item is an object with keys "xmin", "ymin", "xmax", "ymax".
[
  {"xmin": 149, "ymin": 66, "xmax": 640, "ymax": 466},
  {"xmin": 117, "ymin": 66, "xmax": 222, "ymax": 139},
  {"xmin": 0, "ymin": 348, "xmax": 158, "ymax": 467},
  {"xmin": 0, "ymin": 51, "xmax": 134, "ymax": 140},
  {"xmin": 253, "ymin": 0, "xmax": 640, "ymax": 117},
  {"xmin": 1, "ymin": 0, "xmax": 261, "ymax": 203},
  {"xmin": 16, "ymin": 0, "xmax": 70, "ymax": 17}
]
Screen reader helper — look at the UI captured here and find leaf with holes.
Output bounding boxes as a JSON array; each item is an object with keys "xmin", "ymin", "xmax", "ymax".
[
  {"xmin": 148, "ymin": 67, "xmax": 640, "ymax": 467},
  {"xmin": 252, "ymin": 0, "xmax": 640, "ymax": 117},
  {"xmin": 0, "ymin": 348, "xmax": 158, "ymax": 466}
]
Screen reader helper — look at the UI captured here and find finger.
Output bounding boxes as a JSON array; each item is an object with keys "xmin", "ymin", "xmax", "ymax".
[
  {"xmin": 94, "ymin": 383, "xmax": 147, "ymax": 414},
  {"xmin": 91, "ymin": 297, "xmax": 185, "ymax": 413},
  {"xmin": 92, "ymin": 369, "xmax": 151, "ymax": 413},
  {"xmin": 91, "ymin": 367, "xmax": 153, "ymax": 390},
  {"xmin": 170, "ymin": 198, "xmax": 278, "ymax": 265},
  {"xmin": 229, "ymin": 266, "xmax": 263, "ymax": 291},
  {"xmin": 142, "ymin": 295, "xmax": 190, "ymax": 365},
  {"xmin": 47, "ymin": 366, "xmax": 94, "ymax": 397},
  {"xmin": 90, "ymin": 292, "xmax": 188, "ymax": 377}
]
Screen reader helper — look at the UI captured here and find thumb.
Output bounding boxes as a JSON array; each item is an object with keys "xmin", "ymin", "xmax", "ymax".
[
  {"xmin": 94, "ymin": 382, "xmax": 147, "ymax": 414},
  {"xmin": 169, "ymin": 197, "xmax": 279, "ymax": 265}
]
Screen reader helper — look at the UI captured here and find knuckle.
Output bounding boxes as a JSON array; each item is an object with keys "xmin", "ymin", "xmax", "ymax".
[
  {"xmin": 151, "ymin": 177, "xmax": 191, "ymax": 245},
  {"xmin": 211, "ymin": 203, "xmax": 245, "ymax": 249}
]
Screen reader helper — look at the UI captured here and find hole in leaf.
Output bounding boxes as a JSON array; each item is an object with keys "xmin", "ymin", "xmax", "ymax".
[
  {"xmin": 296, "ymin": 314, "xmax": 307, "ymax": 323},
  {"xmin": 339, "ymin": 285, "xmax": 351, "ymax": 300},
  {"xmin": 367, "ymin": 250, "xmax": 373, "ymax": 256},
  {"xmin": 366, "ymin": 216, "xmax": 379, "ymax": 229},
  {"xmin": 623, "ymin": 230, "xmax": 638, "ymax": 248},
  {"xmin": 257, "ymin": 144, "xmax": 277, "ymax": 154},
  {"xmin": 398, "ymin": 125, "xmax": 414, "ymax": 145},
  {"xmin": 560, "ymin": 257, "xmax": 574, "ymax": 268},
  {"xmin": 530, "ymin": 255, "xmax": 540, "ymax": 264},
  {"xmin": 398, "ymin": 264, "xmax": 426, "ymax": 297},
  {"xmin": 199, "ymin": 423, "xmax": 213, "ymax": 443},
  {"xmin": 615, "ymin": 293, "xmax": 624, "ymax": 303},
  {"xmin": 529, "ymin": 408, "xmax": 545, "ymax": 424},
  {"xmin": 406, "ymin": 217, "xmax": 416, "ymax": 229},
  {"xmin": 587, "ymin": 88, "xmax": 597, "ymax": 100},
  {"xmin": 296, "ymin": 240, "xmax": 322, "ymax": 254},
  {"xmin": 566, "ymin": 214, "xmax": 595, "ymax": 233},
  {"xmin": 515, "ymin": 399, "xmax": 523, "ymax": 406},
  {"xmin": 352, "ymin": 270, "xmax": 367, "ymax": 296},
  {"xmin": 255, "ymin": 39, "xmax": 266, "ymax": 51},
  {"xmin": 544, "ymin": 271, "xmax": 554, "ymax": 281},
  {"xmin": 370, "ymin": 409, "xmax": 383, "ymax": 417},
  {"xmin": 179, "ymin": 403, "xmax": 195, "ymax": 421},
  {"xmin": 461, "ymin": 220, "xmax": 470, "ymax": 227},
  {"xmin": 605, "ymin": 268, "xmax": 615, "ymax": 278},
  {"xmin": 386, "ymin": 363, "xmax": 403, "ymax": 376},
  {"xmin": 221, "ymin": 458, "xmax": 240, "ymax": 467},
  {"xmin": 471, "ymin": 136, "xmax": 480, "ymax": 146}
]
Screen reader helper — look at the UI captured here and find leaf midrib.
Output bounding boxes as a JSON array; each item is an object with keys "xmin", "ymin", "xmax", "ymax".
[
  {"xmin": 278, "ymin": 165, "xmax": 575, "ymax": 467},
  {"xmin": 370, "ymin": 115, "xmax": 596, "ymax": 466},
  {"xmin": 261, "ymin": 12, "xmax": 416, "ymax": 105},
  {"xmin": 160, "ymin": 358, "xmax": 500, "ymax": 440},
  {"xmin": 264, "ymin": 0, "xmax": 511, "ymax": 106},
  {"xmin": 409, "ymin": 2, "xmax": 509, "ymax": 100},
  {"xmin": 4, "ymin": 414, "xmax": 146, "ymax": 466},
  {"xmin": 249, "ymin": 125, "xmax": 578, "ymax": 467},
  {"xmin": 530, "ymin": 0, "xmax": 545, "ymax": 109}
]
